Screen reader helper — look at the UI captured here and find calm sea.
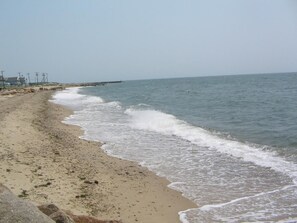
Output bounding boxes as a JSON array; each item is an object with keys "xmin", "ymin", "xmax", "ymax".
[{"xmin": 53, "ymin": 73, "xmax": 297, "ymax": 223}]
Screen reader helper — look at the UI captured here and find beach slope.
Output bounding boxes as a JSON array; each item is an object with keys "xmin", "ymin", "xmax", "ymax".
[{"xmin": 0, "ymin": 91, "xmax": 196, "ymax": 223}]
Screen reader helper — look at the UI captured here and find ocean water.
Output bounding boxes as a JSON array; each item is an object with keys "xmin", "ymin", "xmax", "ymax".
[{"xmin": 52, "ymin": 73, "xmax": 297, "ymax": 223}]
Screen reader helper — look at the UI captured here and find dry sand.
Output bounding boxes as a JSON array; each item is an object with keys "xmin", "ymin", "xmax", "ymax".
[{"xmin": 0, "ymin": 91, "xmax": 196, "ymax": 223}]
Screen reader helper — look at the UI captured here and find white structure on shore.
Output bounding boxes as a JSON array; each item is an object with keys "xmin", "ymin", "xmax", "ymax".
[{"xmin": 4, "ymin": 76, "xmax": 26, "ymax": 86}]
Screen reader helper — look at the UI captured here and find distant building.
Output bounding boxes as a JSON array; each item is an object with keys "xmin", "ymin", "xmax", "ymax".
[
  {"xmin": 6, "ymin": 77, "xmax": 18, "ymax": 86},
  {"xmin": 5, "ymin": 76, "xmax": 26, "ymax": 86}
]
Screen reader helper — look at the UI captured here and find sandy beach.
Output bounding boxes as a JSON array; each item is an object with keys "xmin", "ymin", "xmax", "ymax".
[{"xmin": 0, "ymin": 90, "xmax": 196, "ymax": 223}]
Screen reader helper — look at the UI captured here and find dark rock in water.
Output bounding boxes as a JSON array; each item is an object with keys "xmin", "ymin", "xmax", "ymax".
[{"xmin": 0, "ymin": 183, "xmax": 54, "ymax": 223}]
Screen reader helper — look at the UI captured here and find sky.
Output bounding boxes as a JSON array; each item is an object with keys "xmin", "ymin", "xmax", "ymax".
[{"xmin": 0, "ymin": 0, "xmax": 297, "ymax": 83}]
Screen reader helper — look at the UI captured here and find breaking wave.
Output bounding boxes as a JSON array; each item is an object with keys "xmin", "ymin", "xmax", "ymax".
[{"xmin": 125, "ymin": 108, "xmax": 297, "ymax": 183}]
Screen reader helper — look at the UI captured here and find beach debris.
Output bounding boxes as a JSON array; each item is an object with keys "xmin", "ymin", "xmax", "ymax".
[
  {"xmin": 34, "ymin": 182, "xmax": 52, "ymax": 188},
  {"xmin": 18, "ymin": 189, "xmax": 29, "ymax": 198},
  {"xmin": 83, "ymin": 180, "xmax": 93, "ymax": 184},
  {"xmin": 75, "ymin": 194, "xmax": 87, "ymax": 198}
]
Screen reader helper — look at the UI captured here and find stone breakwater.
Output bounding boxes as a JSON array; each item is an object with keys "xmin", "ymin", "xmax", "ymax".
[
  {"xmin": 0, "ymin": 184, "xmax": 121, "ymax": 223},
  {"xmin": 0, "ymin": 184, "xmax": 54, "ymax": 223}
]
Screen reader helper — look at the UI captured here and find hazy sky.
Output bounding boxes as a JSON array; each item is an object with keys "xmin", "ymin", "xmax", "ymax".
[{"xmin": 1, "ymin": 0, "xmax": 297, "ymax": 83}]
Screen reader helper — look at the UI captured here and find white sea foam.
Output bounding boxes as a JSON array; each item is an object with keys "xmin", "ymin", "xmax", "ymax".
[
  {"xmin": 125, "ymin": 108, "xmax": 297, "ymax": 183},
  {"xmin": 199, "ymin": 184, "xmax": 297, "ymax": 211},
  {"xmin": 104, "ymin": 101, "xmax": 122, "ymax": 108},
  {"xmin": 179, "ymin": 209, "xmax": 192, "ymax": 223},
  {"xmin": 51, "ymin": 87, "xmax": 104, "ymax": 108}
]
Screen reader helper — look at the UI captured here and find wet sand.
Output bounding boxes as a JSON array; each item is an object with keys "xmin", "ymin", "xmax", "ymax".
[{"xmin": 0, "ymin": 91, "xmax": 196, "ymax": 223}]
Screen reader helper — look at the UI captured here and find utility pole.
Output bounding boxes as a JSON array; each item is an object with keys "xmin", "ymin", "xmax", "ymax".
[
  {"xmin": 35, "ymin": 72, "xmax": 39, "ymax": 84},
  {"xmin": 1, "ymin": 70, "xmax": 4, "ymax": 88},
  {"xmin": 46, "ymin": 73, "xmax": 48, "ymax": 83},
  {"xmin": 18, "ymin": 72, "xmax": 21, "ymax": 86},
  {"xmin": 27, "ymin": 73, "xmax": 31, "ymax": 85},
  {"xmin": 42, "ymin": 73, "xmax": 45, "ymax": 83},
  {"xmin": 21, "ymin": 74, "xmax": 24, "ymax": 86}
]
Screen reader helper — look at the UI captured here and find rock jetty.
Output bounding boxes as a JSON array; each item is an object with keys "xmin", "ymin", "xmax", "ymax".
[{"xmin": 0, "ymin": 184, "xmax": 122, "ymax": 223}]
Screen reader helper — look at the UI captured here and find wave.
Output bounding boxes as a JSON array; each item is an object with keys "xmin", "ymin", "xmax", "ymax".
[
  {"xmin": 199, "ymin": 184, "xmax": 296, "ymax": 211},
  {"xmin": 125, "ymin": 108, "xmax": 297, "ymax": 183},
  {"xmin": 51, "ymin": 87, "xmax": 104, "ymax": 108},
  {"xmin": 51, "ymin": 88, "xmax": 297, "ymax": 183}
]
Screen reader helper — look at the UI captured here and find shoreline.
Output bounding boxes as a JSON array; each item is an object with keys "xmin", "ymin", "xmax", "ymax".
[{"xmin": 0, "ymin": 90, "xmax": 196, "ymax": 223}]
